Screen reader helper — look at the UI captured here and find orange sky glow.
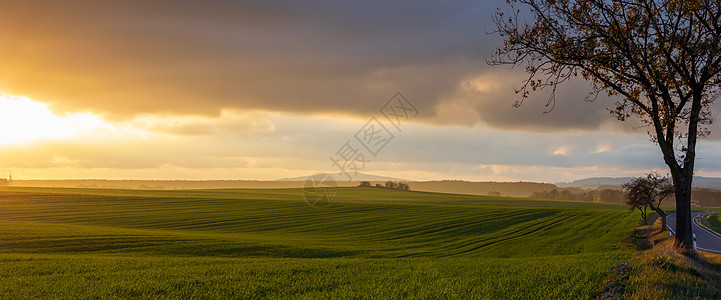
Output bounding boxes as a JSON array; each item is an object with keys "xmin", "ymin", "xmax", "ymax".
[{"xmin": 1, "ymin": 1, "xmax": 720, "ymax": 183}]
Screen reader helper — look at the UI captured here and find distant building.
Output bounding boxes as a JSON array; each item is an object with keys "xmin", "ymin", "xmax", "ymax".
[{"xmin": 0, "ymin": 172, "xmax": 11, "ymax": 186}]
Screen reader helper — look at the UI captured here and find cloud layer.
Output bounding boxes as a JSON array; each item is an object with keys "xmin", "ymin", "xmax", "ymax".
[
  {"xmin": 0, "ymin": 0, "xmax": 625, "ymax": 133},
  {"xmin": 2, "ymin": 1, "xmax": 720, "ymax": 182}
]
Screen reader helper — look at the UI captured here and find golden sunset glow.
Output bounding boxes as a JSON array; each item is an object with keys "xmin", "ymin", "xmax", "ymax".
[
  {"xmin": 0, "ymin": 1, "xmax": 718, "ymax": 183},
  {"xmin": 0, "ymin": 95, "xmax": 108, "ymax": 146}
]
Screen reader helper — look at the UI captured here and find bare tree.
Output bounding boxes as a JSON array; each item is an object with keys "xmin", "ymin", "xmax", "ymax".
[
  {"xmin": 489, "ymin": 0, "xmax": 721, "ymax": 249},
  {"xmin": 624, "ymin": 172, "xmax": 674, "ymax": 230},
  {"xmin": 626, "ymin": 193, "xmax": 650, "ymax": 225}
]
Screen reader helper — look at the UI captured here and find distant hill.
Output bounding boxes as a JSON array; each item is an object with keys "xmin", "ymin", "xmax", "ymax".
[
  {"xmin": 410, "ymin": 180, "xmax": 558, "ymax": 198},
  {"xmin": 694, "ymin": 177, "xmax": 721, "ymax": 189},
  {"xmin": 275, "ymin": 172, "xmax": 409, "ymax": 182},
  {"xmin": 7, "ymin": 178, "xmax": 558, "ymax": 197},
  {"xmin": 558, "ymin": 176, "xmax": 721, "ymax": 190},
  {"xmin": 556, "ymin": 177, "xmax": 633, "ymax": 188}
]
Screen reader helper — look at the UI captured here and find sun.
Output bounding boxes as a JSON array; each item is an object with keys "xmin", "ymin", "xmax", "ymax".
[{"xmin": 0, "ymin": 94, "xmax": 105, "ymax": 146}]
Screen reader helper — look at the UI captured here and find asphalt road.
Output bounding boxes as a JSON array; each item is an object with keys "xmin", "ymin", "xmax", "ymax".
[{"xmin": 667, "ymin": 212, "xmax": 721, "ymax": 254}]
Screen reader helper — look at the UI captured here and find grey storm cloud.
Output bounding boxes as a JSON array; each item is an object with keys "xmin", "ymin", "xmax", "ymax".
[{"xmin": 0, "ymin": 0, "xmax": 616, "ymax": 132}]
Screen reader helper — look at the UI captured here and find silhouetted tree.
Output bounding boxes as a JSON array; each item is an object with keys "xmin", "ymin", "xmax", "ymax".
[
  {"xmin": 385, "ymin": 181, "xmax": 397, "ymax": 189},
  {"xmin": 490, "ymin": 0, "xmax": 721, "ymax": 248},
  {"xmin": 358, "ymin": 181, "xmax": 371, "ymax": 187},
  {"xmin": 624, "ymin": 172, "xmax": 674, "ymax": 230},
  {"xmin": 487, "ymin": 191, "xmax": 502, "ymax": 197}
]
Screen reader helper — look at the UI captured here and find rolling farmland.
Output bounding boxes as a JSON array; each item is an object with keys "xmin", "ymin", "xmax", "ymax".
[{"xmin": 0, "ymin": 187, "xmax": 638, "ymax": 298}]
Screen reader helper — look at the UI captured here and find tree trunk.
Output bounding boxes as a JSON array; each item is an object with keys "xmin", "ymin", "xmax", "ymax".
[
  {"xmin": 648, "ymin": 200, "xmax": 667, "ymax": 232},
  {"xmin": 671, "ymin": 91, "xmax": 703, "ymax": 249},
  {"xmin": 642, "ymin": 207, "xmax": 648, "ymax": 225},
  {"xmin": 652, "ymin": 207, "xmax": 667, "ymax": 232},
  {"xmin": 672, "ymin": 173, "xmax": 694, "ymax": 249}
]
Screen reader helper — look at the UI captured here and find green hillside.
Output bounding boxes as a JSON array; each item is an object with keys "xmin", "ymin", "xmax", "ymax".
[{"xmin": 0, "ymin": 187, "xmax": 637, "ymax": 298}]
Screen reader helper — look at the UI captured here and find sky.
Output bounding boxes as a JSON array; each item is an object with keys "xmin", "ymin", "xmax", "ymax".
[{"xmin": 1, "ymin": 0, "xmax": 720, "ymax": 183}]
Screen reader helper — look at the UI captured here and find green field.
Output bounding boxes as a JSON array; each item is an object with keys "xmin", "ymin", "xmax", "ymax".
[
  {"xmin": 709, "ymin": 214, "xmax": 721, "ymax": 233},
  {"xmin": 0, "ymin": 187, "xmax": 637, "ymax": 298}
]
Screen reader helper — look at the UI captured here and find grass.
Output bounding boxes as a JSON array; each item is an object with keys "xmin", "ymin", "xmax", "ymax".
[
  {"xmin": 698, "ymin": 213, "xmax": 721, "ymax": 238},
  {"xmin": 708, "ymin": 214, "xmax": 721, "ymax": 233},
  {"xmin": 0, "ymin": 186, "xmax": 638, "ymax": 298},
  {"xmin": 0, "ymin": 254, "xmax": 625, "ymax": 299},
  {"xmin": 619, "ymin": 222, "xmax": 721, "ymax": 299}
]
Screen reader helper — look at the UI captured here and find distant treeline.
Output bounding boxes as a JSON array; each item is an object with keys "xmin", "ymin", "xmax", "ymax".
[
  {"xmin": 359, "ymin": 181, "xmax": 410, "ymax": 191},
  {"xmin": 409, "ymin": 180, "xmax": 557, "ymax": 197},
  {"xmin": 530, "ymin": 189, "xmax": 625, "ymax": 203},
  {"xmin": 691, "ymin": 188, "xmax": 721, "ymax": 207},
  {"xmin": 530, "ymin": 187, "xmax": 721, "ymax": 206}
]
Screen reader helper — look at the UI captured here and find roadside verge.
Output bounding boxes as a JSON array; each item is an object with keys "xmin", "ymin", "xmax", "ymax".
[{"xmin": 696, "ymin": 214, "xmax": 721, "ymax": 239}]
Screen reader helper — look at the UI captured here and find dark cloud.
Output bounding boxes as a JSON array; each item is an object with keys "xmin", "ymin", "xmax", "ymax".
[
  {"xmin": 0, "ymin": 0, "xmax": 616, "ymax": 132},
  {"xmin": 475, "ymin": 76, "xmax": 616, "ymax": 131}
]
